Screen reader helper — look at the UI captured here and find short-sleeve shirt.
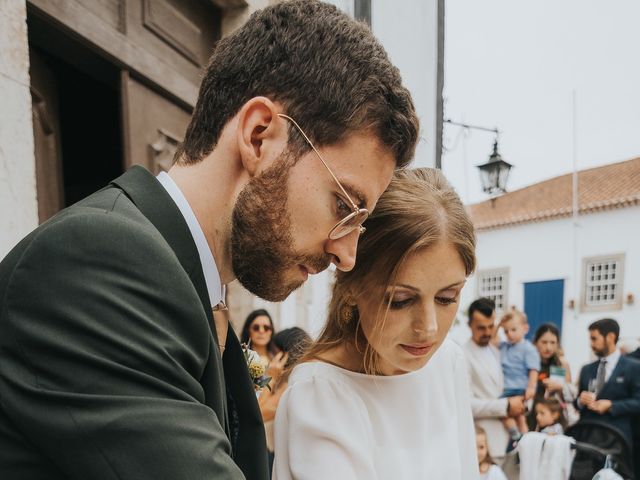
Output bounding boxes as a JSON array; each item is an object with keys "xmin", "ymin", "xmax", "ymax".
[{"xmin": 500, "ymin": 339, "xmax": 540, "ymax": 390}]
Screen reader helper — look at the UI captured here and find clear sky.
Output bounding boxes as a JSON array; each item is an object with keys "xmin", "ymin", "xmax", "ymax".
[{"xmin": 441, "ymin": 0, "xmax": 640, "ymax": 205}]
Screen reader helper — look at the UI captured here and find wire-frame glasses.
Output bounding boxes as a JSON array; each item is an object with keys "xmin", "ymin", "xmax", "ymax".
[{"xmin": 278, "ymin": 113, "xmax": 369, "ymax": 240}]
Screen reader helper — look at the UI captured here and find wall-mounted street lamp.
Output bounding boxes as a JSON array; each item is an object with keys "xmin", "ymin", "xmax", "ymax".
[
  {"xmin": 444, "ymin": 119, "xmax": 513, "ymax": 195},
  {"xmin": 477, "ymin": 140, "xmax": 513, "ymax": 195}
]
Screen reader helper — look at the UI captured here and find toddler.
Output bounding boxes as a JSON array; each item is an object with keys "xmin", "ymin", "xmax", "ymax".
[
  {"xmin": 476, "ymin": 426, "xmax": 508, "ymax": 480},
  {"xmin": 499, "ymin": 309, "xmax": 540, "ymax": 446},
  {"xmin": 535, "ymin": 398, "xmax": 567, "ymax": 435}
]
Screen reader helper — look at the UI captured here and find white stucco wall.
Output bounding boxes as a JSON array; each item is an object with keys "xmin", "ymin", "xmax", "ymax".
[
  {"xmin": 452, "ymin": 205, "xmax": 640, "ymax": 378},
  {"xmin": 371, "ymin": 0, "xmax": 439, "ymax": 169},
  {"xmin": 0, "ymin": 0, "xmax": 38, "ymax": 258}
]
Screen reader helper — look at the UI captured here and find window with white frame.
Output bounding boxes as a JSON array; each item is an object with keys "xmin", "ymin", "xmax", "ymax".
[
  {"xmin": 476, "ymin": 268, "xmax": 509, "ymax": 312},
  {"xmin": 582, "ymin": 254, "xmax": 625, "ymax": 311}
]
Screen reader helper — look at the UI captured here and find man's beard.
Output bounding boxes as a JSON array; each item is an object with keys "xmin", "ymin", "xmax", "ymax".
[
  {"xmin": 593, "ymin": 346, "xmax": 608, "ymax": 358},
  {"xmin": 231, "ymin": 150, "xmax": 331, "ymax": 302}
]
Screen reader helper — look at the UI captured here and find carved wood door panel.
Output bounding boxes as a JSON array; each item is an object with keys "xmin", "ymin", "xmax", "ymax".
[
  {"xmin": 120, "ymin": 72, "xmax": 191, "ymax": 173},
  {"xmin": 30, "ymin": 48, "xmax": 64, "ymax": 223}
]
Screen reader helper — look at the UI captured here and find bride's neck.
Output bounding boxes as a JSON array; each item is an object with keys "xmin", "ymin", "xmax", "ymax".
[{"xmin": 319, "ymin": 343, "xmax": 365, "ymax": 373}]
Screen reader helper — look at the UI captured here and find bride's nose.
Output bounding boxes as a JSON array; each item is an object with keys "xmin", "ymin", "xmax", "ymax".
[{"xmin": 412, "ymin": 302, "xmax": 438, "ymax": 337}]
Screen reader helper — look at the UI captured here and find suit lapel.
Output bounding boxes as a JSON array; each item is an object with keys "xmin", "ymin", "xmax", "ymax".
[
  {"xmin": 111, "ymin": 166, "xmax": 208, "ymax": 304},
  {"xmin": 583, "ymin": 361, "xmax": 598, "ymax": 391},
  {"xmin": 600, "ymin": 356, "xmax": 626, "ymax": 397},
  {"xmin": 223, "ymin": 330, "xmax": 269, "ymax": 477},
  {"xmin": 110, "ymin": 166, "xmax": 229, "ymax": 430}
]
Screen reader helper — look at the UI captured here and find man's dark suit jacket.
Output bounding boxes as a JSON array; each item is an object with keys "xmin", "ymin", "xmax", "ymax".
[
  {"xmin": 0, "ymin": 166, "xmax": 269, "ymax": 479},
  {"xmin": 577, "ymin": 354, "xmax": 640, "ymax": 447},
  {"xmin": 627, "ymin": 349, "xmax": 640, "ymax": 478}
]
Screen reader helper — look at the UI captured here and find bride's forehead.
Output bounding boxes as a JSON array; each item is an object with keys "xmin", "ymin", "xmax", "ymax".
[{"xmin": 394, "ymin": 244, "xmax": 466, "ymax": 284}]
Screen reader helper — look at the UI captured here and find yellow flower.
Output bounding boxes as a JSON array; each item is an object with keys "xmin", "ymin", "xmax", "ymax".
[{"xmin": 249, "ymin": 362, "xmax": 265, "ymax": 379}]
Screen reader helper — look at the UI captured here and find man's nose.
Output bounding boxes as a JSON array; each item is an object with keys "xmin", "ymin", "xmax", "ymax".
[{"xmin": 325, "ymin": 229, "xmax": 359, "ymax": 272}]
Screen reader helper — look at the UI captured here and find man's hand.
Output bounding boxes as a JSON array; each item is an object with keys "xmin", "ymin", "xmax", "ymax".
[
  {"xmin": 267, "ymin": 351, "xmax": 289, "ymax": 382},
  {"xmin": 578, "ymin": 391, "xmax": 596, "ymax": 408},
  {"xmin": 507, "ymin": 396, "xmax": 525, "ymax": 417},
  {"xmin": 588, "ymin": 399, "xmax": 612, "ymax": 414}
]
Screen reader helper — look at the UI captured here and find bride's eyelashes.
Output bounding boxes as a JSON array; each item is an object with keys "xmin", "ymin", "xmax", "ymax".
[
  {"xmin": 384, "ymin": 293, "xmax": 415, "ymax": 310},
  {"xmin": 435, "ymin": 288, "xmax": 460, "ymax": 306},
  {"xmin": 435, "ymin": 296, "xmax": 458, "ymax": 306},
  {"xmin": 390, "ymin": 297, "xmax": 414, "ymax": 310},
  {"xmin": 384, "ymin": 289, "xmax": 460, "ymax": 310}
]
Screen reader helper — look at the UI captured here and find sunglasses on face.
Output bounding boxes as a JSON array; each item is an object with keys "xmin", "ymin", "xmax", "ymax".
[{"xmin": 251, "ymin": 324, "xmax": 273, "ymax": 333}]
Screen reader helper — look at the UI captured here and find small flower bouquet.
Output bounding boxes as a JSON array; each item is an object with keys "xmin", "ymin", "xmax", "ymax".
[{"xmin": 242, "ymin": 344, "xmax": 272, "ymax": 391}]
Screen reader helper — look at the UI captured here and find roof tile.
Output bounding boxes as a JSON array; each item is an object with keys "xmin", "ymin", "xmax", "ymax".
[{"xmin": 467, "ymin": 157, "xmax": 640, "ymax": 231}]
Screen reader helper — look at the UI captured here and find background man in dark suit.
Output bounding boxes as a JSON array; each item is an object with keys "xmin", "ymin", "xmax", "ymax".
[
  {"xmin": 0, "ymin": 2, "xmax": 419, "ymax": 479},
  {"xmin": 577, "ymin": 318, "xmax": 640, "ymax": 449},
  {"xmin": 628, "ymin": 345, "xmax": 640, "ymax": 361},
  {"xmin": 624, "ymin": 337, "xmax": 640, "ymax": 478}
]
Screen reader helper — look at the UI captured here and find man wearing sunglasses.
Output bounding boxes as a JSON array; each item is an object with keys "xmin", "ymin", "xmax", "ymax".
[{"xmin": 0, "ymin": 2, "xmax": 418, "ymax": 479}]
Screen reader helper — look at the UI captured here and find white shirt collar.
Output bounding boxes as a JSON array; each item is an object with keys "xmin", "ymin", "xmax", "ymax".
[
  {"xmin": 602, "ymin": 348, "xmax": 621, "ymax": 364},
  {"xmin": 601, "ymin": 348, "xmax": 621, "ymax": 381},
  {"xmin": 156, "ymin": 171, "xmax": 225, "ymax": 308}
]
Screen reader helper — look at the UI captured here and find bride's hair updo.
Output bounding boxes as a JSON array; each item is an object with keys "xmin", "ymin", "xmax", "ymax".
[{"xmin": 302, "ymin": 168, "xmax": 477, "ymax": 374}]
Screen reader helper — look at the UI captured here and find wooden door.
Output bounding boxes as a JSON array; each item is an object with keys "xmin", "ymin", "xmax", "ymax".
[
  {"xmin": 120, "ymin": 72, "xmax": 192, "ymax": 173},
  {"xmin": 30, "ymin": 48, "xmax": 64, "ymax": 223}
]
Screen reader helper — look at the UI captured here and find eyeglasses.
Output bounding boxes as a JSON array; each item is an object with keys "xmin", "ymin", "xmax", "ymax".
[
  {"xmin": 278, "ymin": 114, "xmax": 369, "ymax": 240},
  {"xmin": 251, "ymin": 324, "xmax": 273, "ymax": 333}
]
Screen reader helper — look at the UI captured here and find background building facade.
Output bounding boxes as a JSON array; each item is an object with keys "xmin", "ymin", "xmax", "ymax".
[{"xmin": 451, "ymin": 157, "xmax": 640, "ymax": 375}]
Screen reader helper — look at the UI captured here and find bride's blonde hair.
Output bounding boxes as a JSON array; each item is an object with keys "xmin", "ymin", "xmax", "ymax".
[{"xmin": 301, "ymin": 168, "xmax": 476, "ymax": 374}]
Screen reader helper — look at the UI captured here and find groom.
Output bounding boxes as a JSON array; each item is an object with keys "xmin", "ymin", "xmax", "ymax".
[{"xmin": 0, "ymin": 1, "xmax": 418, "ymax": 479}]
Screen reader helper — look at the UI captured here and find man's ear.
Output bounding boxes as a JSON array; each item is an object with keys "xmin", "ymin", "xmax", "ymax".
[{"xmin": 235, "ymin": 97, "xmax": 286, "ymax": 177}]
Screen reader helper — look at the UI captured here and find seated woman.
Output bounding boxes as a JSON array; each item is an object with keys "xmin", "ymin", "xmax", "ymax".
[{"xmin": 273, "ymin": 168, "xmax": 478, "ymax": 479}]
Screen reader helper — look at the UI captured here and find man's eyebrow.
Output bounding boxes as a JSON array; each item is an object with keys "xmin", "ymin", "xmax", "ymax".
[{"xmin": 340, "ymin": 181, "xmax": 368, "ymax": 209}]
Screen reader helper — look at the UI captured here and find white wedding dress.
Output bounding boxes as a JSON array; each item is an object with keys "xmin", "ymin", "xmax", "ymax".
[{"xmin": 273, "ymin": 339, "xmax": 479, "ymax": 479}]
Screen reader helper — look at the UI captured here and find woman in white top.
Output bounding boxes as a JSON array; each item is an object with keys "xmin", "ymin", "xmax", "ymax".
[{"xmin": 273, "ymin": 168, "xmax": 479, "ymax": 479}]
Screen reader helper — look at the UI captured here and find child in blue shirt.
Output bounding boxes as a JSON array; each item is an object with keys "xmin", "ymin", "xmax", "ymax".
[{"xmin": 499, "ymin": 309, "xmax": 540, "ymax": 448}]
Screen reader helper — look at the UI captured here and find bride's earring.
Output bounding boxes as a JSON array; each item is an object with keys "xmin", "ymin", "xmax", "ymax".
[
  {"xmin": 341, "ymin": 301, "xmax": 357, "ymax": 324},
  {"xmin": 341, "ymin": 304, "xmax": 354, "ymax": 323}
]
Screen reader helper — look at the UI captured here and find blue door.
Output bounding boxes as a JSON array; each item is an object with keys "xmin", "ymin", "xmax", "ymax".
[{"xmin": 523, "ymin": 279, "xmax": 564, "ymax": 341}]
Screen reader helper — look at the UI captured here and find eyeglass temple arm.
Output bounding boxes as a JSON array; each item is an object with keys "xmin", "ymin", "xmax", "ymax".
[{"xmin": 278, "ymin": 114, "xmax": 361, "ymax": 211}]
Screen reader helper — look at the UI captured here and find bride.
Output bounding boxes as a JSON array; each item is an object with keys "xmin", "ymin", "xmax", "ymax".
[{"xmin": 273, "ymin": 168, "xmax": 479, "ymax": 479}]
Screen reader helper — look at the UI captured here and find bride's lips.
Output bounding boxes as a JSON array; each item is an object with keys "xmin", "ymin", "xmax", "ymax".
[{"xmin": 400, "ymin": 343, "xmax": 435, "ymax": 357}]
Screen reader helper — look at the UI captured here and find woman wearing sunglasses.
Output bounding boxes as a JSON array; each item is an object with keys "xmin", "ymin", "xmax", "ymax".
[
  {"xmin": 273, "ymin": 168, "xmax": 478, "ymax": 479},
  {"xmin": 241, "ymin": 309, "xmax": 277, "ymax": 366}
]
